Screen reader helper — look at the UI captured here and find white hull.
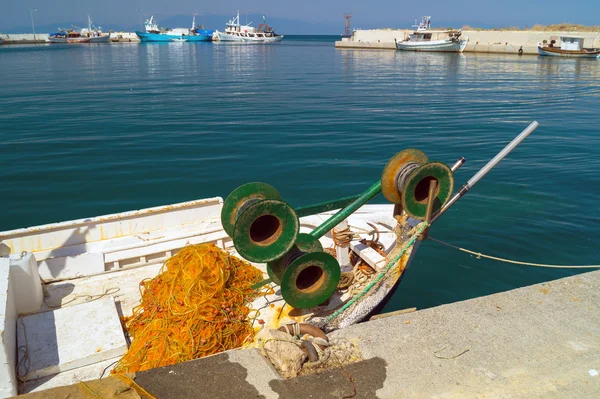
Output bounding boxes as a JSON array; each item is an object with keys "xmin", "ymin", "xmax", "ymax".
[
  {"xmin": 396, "ymin": 37, "xmax": 468, "ymax": 53},
  {"xmin": 0, "ymin": 198, "xmax": 418, "ymax": 395},
  {"xmin": 214, "ymin": 31, "xmax": 283, "ymax": 43}
]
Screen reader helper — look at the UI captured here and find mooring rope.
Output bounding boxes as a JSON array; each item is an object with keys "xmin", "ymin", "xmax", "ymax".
[
  {"xmin": 429, "ymin": 237, "xmax": 600, "ymax": 269},
  {"xmin": 324, "ymin": 222, "xmax": 429, "ymax": 323}
]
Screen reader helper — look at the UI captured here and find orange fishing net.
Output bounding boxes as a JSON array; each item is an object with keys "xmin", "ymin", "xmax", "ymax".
[{"xmin": 113, "ymin": 243, "xmax": 263, "ymax": 374}]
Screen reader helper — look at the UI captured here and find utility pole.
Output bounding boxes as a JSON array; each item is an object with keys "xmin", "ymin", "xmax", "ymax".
[
  {"xmin": 136, "ymin": 9, "xmax": 143, "ymax": 30},
  {"xmin": 30, "ymin": 9, "xmax": 37, "ymax": 41}
]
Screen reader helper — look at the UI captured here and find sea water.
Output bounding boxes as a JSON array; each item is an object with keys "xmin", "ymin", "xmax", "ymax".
[{"xmin": 1, "ymin": 36, "xmax": 599, "ymax": 312}]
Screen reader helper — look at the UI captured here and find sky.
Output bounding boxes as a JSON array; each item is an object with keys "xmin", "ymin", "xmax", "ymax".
[{"xmin": 2, "ymin": 0, "xmax": 599, "ymax": 34}]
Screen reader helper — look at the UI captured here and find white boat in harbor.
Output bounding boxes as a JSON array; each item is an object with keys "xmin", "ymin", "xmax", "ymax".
[
  {"xmin": 213, "ymin": 12, "xmax": 283, "ymax": 43},
  {"xmin": 395, "ymin": 16, "xmax": 468, "ymax": 53},
  {"xmin": 0, "ymin": 199, "xmax": 418, "ymax": 395},
  {"xmin": 537, "ymin": 36, "xmax": 600, "ymax": 58},
  {"xmin": 0, "ymin": 122, "xmax": 538, "ymax": 397}
]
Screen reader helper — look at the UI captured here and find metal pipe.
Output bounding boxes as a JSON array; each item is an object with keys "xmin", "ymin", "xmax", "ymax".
[
  {"xmin": 296, "ymin": 194, "xmax": 361, "ymax": 218},
  {"xmin": 431, "ymin": 121, "xmax": 539, "ymax": 224},
  {"xmin": 310, "ymin": 180, "xmax": 382, "ymax": 238},
  {"xmin": 419, "ymin": 179, "xmax": 438, "ymax": 240},
  {"xmin": 451, "ymin": 157, "xmax": 466, "ymax": 172}
]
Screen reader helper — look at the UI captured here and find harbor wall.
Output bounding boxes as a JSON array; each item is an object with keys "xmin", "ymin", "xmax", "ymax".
[
  {"xmin": 336, "ymin": 29, "xmax": 600, "ymax": 55},
  {"xmin": 0, "ymin": 32, "xmax": 140, "ymax": 44},
  {"xmin": 0, "ymin": 33, "xmax": 49, "ymax": 44}
]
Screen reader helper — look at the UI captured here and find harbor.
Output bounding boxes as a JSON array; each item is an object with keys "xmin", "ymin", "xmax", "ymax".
[
  {"xmin": 1, "ymin": 5, "xmax": 600, "ymax": 398},
  {"xmin": 336, "ymin": 27, "xmax": 600, "ymax": 55}
]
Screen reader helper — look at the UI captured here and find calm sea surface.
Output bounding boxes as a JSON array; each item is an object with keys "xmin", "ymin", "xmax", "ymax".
[{"xmin": 1, "ymin": 35, "xmax": 599, "ymax": 312}]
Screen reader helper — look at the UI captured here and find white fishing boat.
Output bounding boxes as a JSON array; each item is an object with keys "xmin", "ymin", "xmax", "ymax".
[
  {"xmin": 395, "ymin": 16, "xmax": 468, "ymax": 53},
  {"xmin": 537, "ymin": 36, "xmax": 600, "ymax": 58},
  {"xmin": 213, "ymin": 12, "xmax": 283, "ymax": 43},
  {"xmin": 0, "ymin": 122, "xmax": 539, "ymax": 397},
  {"xmin": 170, "ymin": 37, "xmax": 189, "ymax": 43}
]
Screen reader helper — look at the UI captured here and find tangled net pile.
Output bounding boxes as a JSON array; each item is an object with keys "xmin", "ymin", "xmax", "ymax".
[{"xmin": 113, "ymin": 243, "xmax": 263, "ymax": 374}]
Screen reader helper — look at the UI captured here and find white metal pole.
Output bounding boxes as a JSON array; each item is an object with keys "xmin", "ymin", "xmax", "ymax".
[
  {"xmin": 30, "ymin": 9, "xmax": 37, "ymax": 41},
  {"xmin": 431, "ymin": 121, "xmax": 539, "ymax": 224}
]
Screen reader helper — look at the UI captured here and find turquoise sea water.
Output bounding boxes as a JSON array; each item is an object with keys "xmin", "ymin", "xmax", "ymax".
[{"xmin": 1, "ymin": 36, "xmax": 599, "ymax": 312}]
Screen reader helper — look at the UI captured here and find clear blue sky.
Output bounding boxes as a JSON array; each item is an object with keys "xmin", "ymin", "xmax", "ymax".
[{"xmin": 2, "ymin": 0, "xmax": 599, "ymax": 33}]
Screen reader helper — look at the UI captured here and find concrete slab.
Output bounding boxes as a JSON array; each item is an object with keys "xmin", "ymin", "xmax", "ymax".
[
  {"xmin": 17, "ymin": 296, "xmax": 127, "ymax": 381},
  {"xmin": 331, "ymin": 270, "xmax": 600, "ymax": 398},
  {"xmin": 134, "ymin": 350, "xmax": 277, "ymax": 399}
]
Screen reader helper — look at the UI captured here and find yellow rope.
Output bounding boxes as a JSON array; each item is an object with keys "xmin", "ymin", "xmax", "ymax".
[{"xmin": 429, "ymin": 237, "xmax": 600, "ymax": 269}]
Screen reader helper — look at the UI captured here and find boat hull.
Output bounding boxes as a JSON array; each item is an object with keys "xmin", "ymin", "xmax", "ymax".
[
  {"xmin": 135, "ymin": 31, "xmax": 213, "ymax": 43},
  {"xmin": 396, "ymin": 38, "xmax": 468, "ymax": 53},
  {"xmin": 537, "ymin": 45, "xmax": 600, "ymax": 58},
  {"xmin": 89, "ymin": 35, "xmax": 110, "ymax": 44},
  {"xmin": 47, "ymin": 37, "xmax": 91, "ymax": 44},
  {"xmin": 214, "ymin": 31, "xmax": 283, "ymax": 43}
]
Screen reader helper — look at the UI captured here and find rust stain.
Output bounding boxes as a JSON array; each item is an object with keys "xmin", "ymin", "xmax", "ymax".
[{"xmin": 538, "ymin": 288, "xmax": 549, "ymax": 295}]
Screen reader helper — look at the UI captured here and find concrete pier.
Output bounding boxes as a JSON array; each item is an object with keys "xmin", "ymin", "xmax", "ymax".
[
  {"xmin": 0, "ymin": 33, "xmax": 140, "ymax": 45},
  {"xmin": 17, "ymin": 270, "xmax": 600, "ymax": 398},
  {"xmin": 336, "ymin": 29, "xmax": 600, "ymax": 55}
]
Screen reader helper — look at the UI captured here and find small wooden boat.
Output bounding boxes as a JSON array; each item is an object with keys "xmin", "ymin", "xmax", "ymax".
[{"xmin": 538, "ymin": 36, "xmax": 600, "ymax": 58}]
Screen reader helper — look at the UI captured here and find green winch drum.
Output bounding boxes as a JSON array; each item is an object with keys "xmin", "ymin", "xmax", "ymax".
[
  {"xmin": 400, "ymin": 161, "xmax": 454, "ymax": 219},
  {"xmin": 221, "ymin": 182, "xmax": 299, "ymax": 263},
  {"xmin": 269, "ymin": 233, "xmax": 341, "ymax": 309},
  {"xmin": 267, "ymin": 233, "xmax": 324, "ymax": 285}
]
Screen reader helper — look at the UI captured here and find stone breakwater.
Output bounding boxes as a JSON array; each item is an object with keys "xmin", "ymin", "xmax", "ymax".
[
  {"xmin": 0, "ymin": 32, "xmax": 139, "ymax": 44},
  {"xmin": 336, "ymin": 29, "xmax": 600, "ymax": 55}
]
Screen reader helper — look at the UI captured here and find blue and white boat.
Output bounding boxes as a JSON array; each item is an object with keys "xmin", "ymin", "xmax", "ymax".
[
  {"xmin": 395, "ymin": 16, "xmax": 468, "ymax": 53},
  {"xmin": 135, "ymin": 15, "xmax": 213, "ymax": 43}
]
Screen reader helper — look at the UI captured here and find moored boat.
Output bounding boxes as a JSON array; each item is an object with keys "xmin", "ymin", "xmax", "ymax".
[
  {"xmin": 395, "ymin": 16, "xmax": 468, "ymax": 53},
  {"xmin": 135, "ymin": 15, "xmax": 213, "ymax": 43},
  {"xmin": 537, "ymin": 36, "xmax": 600, "ymax": 58},
  {"xmin": 0, "ymin": 122, "xmax": 539, "ymax": 395},
  {"xmin": 47, "ymin": 16, "xmax": 110, "ymax": 44},
  {"xmin": 213, "ymin": 12, "xmax": 283, "ymax": 43}
]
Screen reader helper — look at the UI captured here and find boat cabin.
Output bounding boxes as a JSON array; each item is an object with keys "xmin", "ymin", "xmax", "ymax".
[
  {"xmin": 407, "ymin": 30, "xmax": 462, "ymax": 43},
  {"xmin": 559, "ymin": 36, "xmax": 585, "ymax": 51}
]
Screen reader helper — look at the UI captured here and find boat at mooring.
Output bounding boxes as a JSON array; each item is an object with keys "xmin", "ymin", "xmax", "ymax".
[
  {"xmin": 0, "ymin": 122, "xmax": 539, "ymax": 395},
  {"xmin": 395, "ymin": 16, "xmax": 468, "ymax": 53},
  {"xmin": 213, "ymin": 12, "xmax": 283, "ymax": 43},
  {"xmin": 135, "ymin": 15, "xmax": 213, "ymax": 43},
  {"xmin": 537, "ymin": 36, "xmax": 600, "ymax": 58}
]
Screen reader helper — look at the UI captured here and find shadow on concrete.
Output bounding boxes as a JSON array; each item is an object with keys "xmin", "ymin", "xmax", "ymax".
[
  {"xmin": 270, "ymin": 357, "xmax": 388, "ymax": 399},
  {"xmin": 135, "ymin": 352, "xmax": 265, "ymax": 399}
]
